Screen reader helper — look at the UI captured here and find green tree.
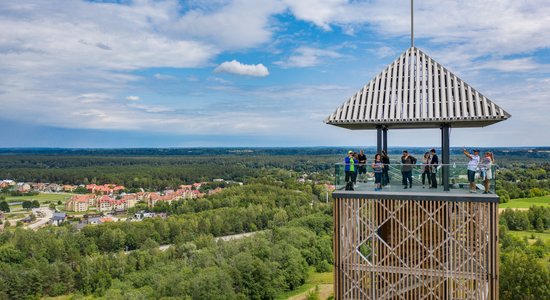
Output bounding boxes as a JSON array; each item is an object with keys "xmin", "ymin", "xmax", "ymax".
[
  {"xmin": 189, "ymin": 267, "xmax": 237, "ymax": 300},
  {"xmin": 31, "ymin": 200, "xmax": 40, "ymax": 208},
  {"xmin": 73, "ymin": 186, "xmax": 88, "ymax": 194},
  {"xmin": 22, "ymin": 200, "xmax": 32, "ymax": 210},
  {"xmin": 500, "ymin": 251, "xmax": 550, "ymax": 299},
  {"xmin": 0, "ymin": 200, "xmax": 10, "ymax": 212}
]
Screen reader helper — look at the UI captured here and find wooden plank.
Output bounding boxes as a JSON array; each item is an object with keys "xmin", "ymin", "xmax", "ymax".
[
  {"xmin": 370, "ymin": 74, "xmax": 381, "ymax": 120},
  {"xmin": 347, "ymin": 95, "xmax": 355, "ymax": 122},
  {"xmin": 427, "ymin": 55, "xmax": 434, "ymax": 119},
  {"xmin": 446, "ymin": 71, "xmax": 454, "ymax": 118},
  {"xmin": 433, "ymin": 62, "xmax": 441, "ymax": 119},
  {"xmin": 389, "ymin": 54, "xmax": 400, "ymax": 120},
  {"xmin": 403, "ymin": 48, "xmax": 411, "ymax": 119},
  {"xmin": 415, "ymin": 48, "xmax": 421, "ymax": 119},
  {"xmin": 409, "ymin": 49, "xmax": 416, "ymax": 120},
  {"xmin": 453, "ymin": 75, "xmax": 462, "ymax": 118},
  {"xmin": 395, "ymin": 53, "xmax": 405, "ymax": 120},
  {"xmin": 439, "ymin": 66, "xmax": 447, "ymax": 118},
  {"xmin": 358, "ymin": 85, "xmax": 368, "ymax": 121},
  {"xmin": 460, "ymin": 79, "xmax": 468, "ymax": 118},
  {"xmin": 474, "ymin": 90, "xmax": 482, "ymax": 118}
]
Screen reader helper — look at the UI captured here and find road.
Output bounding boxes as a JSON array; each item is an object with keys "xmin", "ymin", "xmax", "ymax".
[
  {"xmin": 123, "ymin": 231, "xmax": 266, "ymax": 254},
  {"xmin": 215, "ymin": 231, "xmax": 261, "ymax": 242},
  {"xmin": 26, "ymin": 208, "xmax": 53, "ymax": 230}
]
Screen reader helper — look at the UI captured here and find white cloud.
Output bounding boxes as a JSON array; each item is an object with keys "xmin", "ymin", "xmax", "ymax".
[
  {"xmin": 0, "ymin": 0, "xmax": 281, "ymax": 135},
  {"xmin": 476, "ymin": 58, "xmax": 545, "ymax": 73},
  {"xmin": 275, "ymin": 46, "xmax": 343, "ymax": 68},
  {"xmin": 127, "ymin": 103, "xmax": 174, "ymax": 113},
  {"xmin": 284, "ymin": 0, "xmax": 550, "ymax": 65},
  {"xmin": 154, "ymin": 73, "xmax": 177, "ymax": 80},
  {"xmin": 214, "ymin": 60, "xmax": 269, "ymax": 77},
  {"xmin": 77, "ymin": 93, "xmax": 110, "ymax": 104},
  {"xmin": 373, "ymin": 46, "xmax": 398, "ymax": 59},
  {"xmin": 126, "ymin": 96, "xmax": 140, "ymax": 101},
  {"xmin": 154, "ymin": 0, "xmax": 285, "ymax": 50},
  {"xmin": 282, "ymin": 0, "xmax": 368, "ymax": 30}
]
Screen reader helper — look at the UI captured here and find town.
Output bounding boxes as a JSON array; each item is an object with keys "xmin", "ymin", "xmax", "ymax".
[{"xmin": 0, "ymin": 178, "xmax": 240, "ymax": 229}]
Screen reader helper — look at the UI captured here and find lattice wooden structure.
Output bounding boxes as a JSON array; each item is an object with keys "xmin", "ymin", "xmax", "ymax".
[{"xmin": 333, "ymin": 192, "xmax": 499, "ymax": 299}]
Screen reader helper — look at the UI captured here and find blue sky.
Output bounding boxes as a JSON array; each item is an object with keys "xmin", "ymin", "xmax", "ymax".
[{"xmin": 1, "ymin": 0, "xmax": 549, "ymax": 147}]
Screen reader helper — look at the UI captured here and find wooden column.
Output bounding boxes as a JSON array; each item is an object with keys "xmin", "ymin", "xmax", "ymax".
[
  {"xmin": 382, "ymin": 127, "xmax": 388, "ymax": 154},
  {"xmin": 376, "ymin": 126, "xmax": 382, "ymax": 154},
  {"xmin": 441, "ymin": 124, "xmax": 450, "ymax": 191}
]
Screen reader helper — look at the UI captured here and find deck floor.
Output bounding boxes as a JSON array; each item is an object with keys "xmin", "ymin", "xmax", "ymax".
[{"xmin": 339, "ymin": 179, "xmax": 491, "ymax": 195}]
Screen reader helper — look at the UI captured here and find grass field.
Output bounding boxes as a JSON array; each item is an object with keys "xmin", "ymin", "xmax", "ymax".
[
  {"xmin": 508, "ymin": 230, "xmax": 550, "ymax": 244},
  {"xmin": 500, "ymin": 195, "xmax": 550, "ymax": 209},
  {"xmin": 3, "ymin": 192, "xmax": 74, "ymax": 204},
  {"xmin": 276, "ymin": 269, "xmax": 333, "ymax": 300}
]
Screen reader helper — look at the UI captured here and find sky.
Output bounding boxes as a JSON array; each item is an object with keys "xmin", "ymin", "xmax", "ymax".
[{"xmin": 0, "ymin": 0, "xmax": 549, "ymax": 148}]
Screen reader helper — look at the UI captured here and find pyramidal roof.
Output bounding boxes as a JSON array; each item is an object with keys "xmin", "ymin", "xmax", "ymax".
[{"xmin": 326, "ymin": 47, "xmax": 511, "ymax": 129}]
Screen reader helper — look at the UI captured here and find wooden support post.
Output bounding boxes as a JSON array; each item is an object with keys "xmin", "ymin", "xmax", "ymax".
[
  {"xmin": 441, "ymin": 124, "xmax": 450, "ymax": 191},
  {"xmin": 383, "ymin": 127, "xmax": 388, "ymax": 154},
  {"xmin": 377, "ymin": 126, "xmax": 382, "ymax": 154}
]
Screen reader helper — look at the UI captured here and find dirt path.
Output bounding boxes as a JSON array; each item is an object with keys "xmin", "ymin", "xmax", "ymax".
[{"xmin": 287, "ymin": 284, "xmax": 333, "ymax": 300}]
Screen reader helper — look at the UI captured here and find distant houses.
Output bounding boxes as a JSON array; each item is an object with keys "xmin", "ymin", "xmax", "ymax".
[
  {"xmin": 85, "ymin": 184, "xmax": 125, "ymax": 195},
  {"xmin": 1, "ymin": 177, "xmax": 235, "ymax": 215},
  {"xmin": 0, "ymin": 179, "xmax": 15, "ymax": 189},
  {"xmin": 50, "ymin": 212, "xmax": 67, "ymax": 226},
  {"xmin": 64, "ymin": 187, "xmax": 204, "ymax": 213}
]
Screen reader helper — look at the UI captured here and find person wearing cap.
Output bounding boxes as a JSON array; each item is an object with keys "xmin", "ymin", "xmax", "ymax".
[
  {"xmin": 344, "ymin": 150, "xmax": 358, "ymax": 190},
  {"xmin": 463, "ymin": 148, "xmax": 480, "ymax": 193}
]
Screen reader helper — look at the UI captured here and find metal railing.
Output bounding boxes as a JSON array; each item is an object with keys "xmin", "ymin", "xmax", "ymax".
[{"xmin": 335, "ymin": 162, "xmax": 496, "ymax": 194}]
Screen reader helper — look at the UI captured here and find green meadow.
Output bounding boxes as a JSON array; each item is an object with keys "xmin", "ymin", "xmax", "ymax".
[
  {"xmin": 4, "ymin": 192, "xmax": 74, "ymax": 204},
  {"xmin": 500, "ymin": 195, "xmax": 550, "ymax": 209}
]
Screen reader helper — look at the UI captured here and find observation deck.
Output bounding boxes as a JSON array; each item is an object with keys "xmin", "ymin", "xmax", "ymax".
[{"xmin": 332, "ymin": 163, "xmax": 499, "ymax": 299}]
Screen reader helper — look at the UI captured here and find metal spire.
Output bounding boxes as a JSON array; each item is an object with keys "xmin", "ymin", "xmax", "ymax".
[{"xmin": 411, "ymin": 0, "xmax": 414, "ymax": 48}]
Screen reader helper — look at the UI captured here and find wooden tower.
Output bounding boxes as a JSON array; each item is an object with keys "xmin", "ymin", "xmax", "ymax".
[
  {"xmin": 332, "ymin": 191, "xmax": 499, "ymax": 299},
  {"xmin": 326, "ymin": 3, "xmax": 509, "ymax": 298}
]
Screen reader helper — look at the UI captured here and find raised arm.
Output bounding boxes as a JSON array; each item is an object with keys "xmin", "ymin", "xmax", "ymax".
[{"xmin": 463, "ymin": 149, "xmax": 472, "ymax": 159}]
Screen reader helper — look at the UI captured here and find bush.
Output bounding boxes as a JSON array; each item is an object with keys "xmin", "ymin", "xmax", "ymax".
[{"xmin": 500, "ymin": 209, "xmax": 530, "ymax": 231}]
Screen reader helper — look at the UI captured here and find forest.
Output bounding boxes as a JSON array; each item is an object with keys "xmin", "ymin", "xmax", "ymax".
[{"xmin": 0, "ymin": 178, "xmax": 334, "ymax": 299}]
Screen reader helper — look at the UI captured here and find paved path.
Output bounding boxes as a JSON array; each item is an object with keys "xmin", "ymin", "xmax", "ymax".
[
  {"xmin": 156, "ymin": 231, "xmax": 264, "ymax": 252},
  {"xmin": 27, "ymin": 208, "xmax": 53, "ymax": 230},
  {"xmin": 215, "ymin": 231, "xmax": 261, "ymax": 242}
]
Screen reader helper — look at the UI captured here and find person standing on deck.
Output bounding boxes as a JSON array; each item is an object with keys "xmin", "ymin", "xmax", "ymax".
[
  {"xmin": 429, "ymin": 149, "xmax": 439, "ymax": 189},
  {"xmin": 464, "ymin": 149, "xmax": 480, "ymax": 193},
  {"xmin": 401, "ymin": 150, "xmax": 415, "ymax": 189},
  {"xmin": 479, "ymin": 151, "xmax": 494, "ymax": 194},
  {"xmin": 372, "ymin": 153, "xmax": 384, "ymax": 191},
  {"xmin": 422, "ymin": 152, "xmax": 432, "ymax": 188},
  {"xmin": 344, "ymin": 151, "xmax": 357, "ymax": 190},
  {"xmin": 357, "ymin": 150, "xmax": 367, "ymax": 182}
]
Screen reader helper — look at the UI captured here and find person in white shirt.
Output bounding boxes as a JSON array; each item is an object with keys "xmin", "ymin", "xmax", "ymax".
[
  {"xmin": 463, "ymin": 149, "xmax": 480, "ymax": 193},
  {"xmin": 479, "ymin": 152, "xmax": 494, "ymax": 194}
]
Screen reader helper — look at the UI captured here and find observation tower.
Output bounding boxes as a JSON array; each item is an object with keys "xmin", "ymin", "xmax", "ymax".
[{"xmin": 326, "ymin": 2, "xmax": 510, "ymax": 299}]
